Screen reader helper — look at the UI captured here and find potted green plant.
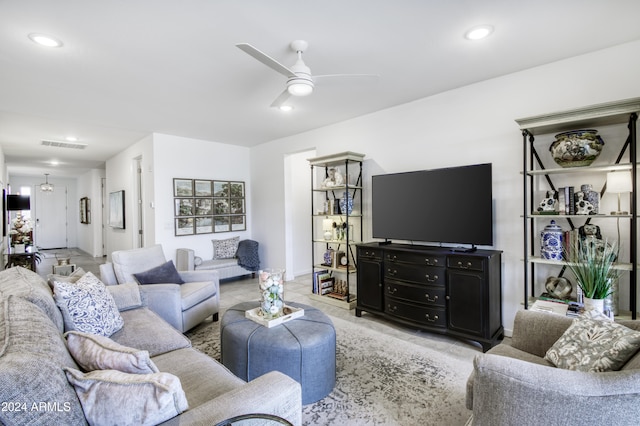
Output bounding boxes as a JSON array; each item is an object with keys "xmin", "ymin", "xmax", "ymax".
[{"xmin": 564, "ymin": 240, "xmax": 620, "ymax": 313}]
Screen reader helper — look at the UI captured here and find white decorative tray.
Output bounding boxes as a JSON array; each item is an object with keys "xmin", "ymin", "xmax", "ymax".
[{"xmin": 245, "ymin": 306, "xmax": 305, "ymax": 328}]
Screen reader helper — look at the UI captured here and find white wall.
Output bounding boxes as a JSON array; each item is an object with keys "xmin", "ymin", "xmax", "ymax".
[
  {"xmin": 152, "ymin": 133, "xmax": 251, "ymax": 262},
  {"xmin": 251, "ymin": 40, "xmax": 640, "ymax": 335}
]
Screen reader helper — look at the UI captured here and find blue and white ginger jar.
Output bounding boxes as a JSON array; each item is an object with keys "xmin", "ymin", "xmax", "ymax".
[
  {"xmin": 541, "ymin": 220, "xmax": 563, "ymax": 261},
  {"xmin": 339, "ymin": 192, "xmax": 353, "ymax": 215}
]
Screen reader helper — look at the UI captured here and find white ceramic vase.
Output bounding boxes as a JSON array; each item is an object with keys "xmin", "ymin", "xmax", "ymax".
[{"xmin": 583, "ymin": 297, "xmax": 604, "ymax": 313}]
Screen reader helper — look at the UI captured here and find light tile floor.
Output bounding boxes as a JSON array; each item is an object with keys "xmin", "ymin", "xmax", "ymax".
[{"xmin": 36, "ymin": 248, "xmax": 483, "ymax": 362}]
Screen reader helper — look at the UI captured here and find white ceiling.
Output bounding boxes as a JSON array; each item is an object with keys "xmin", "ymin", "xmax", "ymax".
[{"xmin": 2, "ymin": 0, "xmax": 640, "ymax": 178}]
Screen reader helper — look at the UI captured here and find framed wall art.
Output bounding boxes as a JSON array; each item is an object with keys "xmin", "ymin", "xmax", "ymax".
[
  {"xmin": 109, "ymin": 190, "xmax": 125, "ymax": 229},
  {"xmin": 173, "ymin": 178, "xmax": 246, "ymax": 235},
  {"xmin": 80, "ymin": 197, "xmax": 90, "ymax": 224}
]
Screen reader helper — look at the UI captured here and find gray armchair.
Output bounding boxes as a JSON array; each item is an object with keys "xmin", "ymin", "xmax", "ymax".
[
  {"xmin": 466, "ymin": 310, "xmax": 640, "ymax": 425},
  {"xmin": 100, "ymin": 245, "xmax": 219, "ymax": 332}
]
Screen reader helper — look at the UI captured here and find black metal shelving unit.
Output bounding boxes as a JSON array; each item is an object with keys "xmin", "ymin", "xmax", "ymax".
[{"xmin": 516, "ymin": 98, "xmax": 640, "ymax": 319}]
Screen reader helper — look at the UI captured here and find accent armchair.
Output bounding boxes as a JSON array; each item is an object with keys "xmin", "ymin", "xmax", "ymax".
[
  {"xmin": 100, "ymin": 245, "xmax": 220, "ymax": 332},
  {"xmin": 466, "ymin": 310, "xmax": 640, "ymax": 425}
]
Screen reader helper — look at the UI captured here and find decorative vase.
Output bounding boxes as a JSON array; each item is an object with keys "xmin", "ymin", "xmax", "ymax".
[
  {"xmin": 339, "ymin": 191, "xmax": 353, "ymax": 215},
  {"xmin": 259, "ymin": 269, "xmax": 285, "ymax": 320},
  {"xmin": 604, "ymin": 278, "xmax": 618, "ymax": 317},
  {"xmin": 583, "ymin": 297, "xmax": 605, "ymax": 314},
  {"xmin": 574, "ymin": 184, "xmax": 599, "ymax": 215},
  {"xmin": 549, "ymin": 129, "xmax": 604, "ymax": 168},
  {"xmin": 540, "ymin": 220, "xmax": 563, "ymax": 261}
]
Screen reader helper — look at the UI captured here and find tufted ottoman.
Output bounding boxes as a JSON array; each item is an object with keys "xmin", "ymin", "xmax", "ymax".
[{"xmin": 221, "ymin": 301, "xmax": 336, "ymax": 404}]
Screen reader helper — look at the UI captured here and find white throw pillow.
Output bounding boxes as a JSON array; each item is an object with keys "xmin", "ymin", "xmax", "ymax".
[{"xmin": 53, "ymin": 272, "xmax": 124, "ymax": 336}]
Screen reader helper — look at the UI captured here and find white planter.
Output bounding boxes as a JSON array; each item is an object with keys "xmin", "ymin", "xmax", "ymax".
[{"xmin": 583, "ymin": 297, "xmax": 604, "ymax": 313}]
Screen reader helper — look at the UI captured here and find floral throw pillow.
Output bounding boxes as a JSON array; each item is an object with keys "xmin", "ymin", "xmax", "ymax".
[
  {"xmin": 544, "ymin": 312, "xmax": 640, "ymax": 372},
  {"xmin": 212, "ymin": 236, "xmax": 240, "ymax": 259},
  {"xmin": 53, "ymin": 272, "xmax": 124, "ymax": 337}
]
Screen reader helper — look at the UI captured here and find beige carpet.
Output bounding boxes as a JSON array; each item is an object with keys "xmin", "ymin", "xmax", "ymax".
[{"xmin": 187, "ymin": 313, "xmax": 474, "ymax": 425}]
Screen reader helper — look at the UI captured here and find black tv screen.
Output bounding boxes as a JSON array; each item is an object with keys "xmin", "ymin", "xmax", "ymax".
[{"xmin": 372, "ymin": 163, "xmax": 493, "ymax": 246}]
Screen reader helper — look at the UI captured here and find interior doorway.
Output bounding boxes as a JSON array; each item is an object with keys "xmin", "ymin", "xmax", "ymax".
[{"xmin": 34, "ymin": 185, "xmax": 68, "ymax": 249}]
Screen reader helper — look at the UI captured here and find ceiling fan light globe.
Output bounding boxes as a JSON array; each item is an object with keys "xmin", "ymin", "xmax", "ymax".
[{"xmin": 287, "ymin": 82, "xmax": 313, "ymax": 96}]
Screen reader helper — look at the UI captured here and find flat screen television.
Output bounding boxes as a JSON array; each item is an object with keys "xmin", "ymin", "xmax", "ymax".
[{"xmin": 372, "ymin": 163, "xmax": 493, "ymax": 247}]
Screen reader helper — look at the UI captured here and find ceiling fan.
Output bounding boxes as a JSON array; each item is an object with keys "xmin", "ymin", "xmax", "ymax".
[{"xmin": 236, "ymin": 40, "xmax": 378, "ymax": 109}]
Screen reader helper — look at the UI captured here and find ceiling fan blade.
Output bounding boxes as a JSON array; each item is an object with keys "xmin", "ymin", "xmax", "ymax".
[
  {"xmin": 236, "ymin": 43, "xmax": 296, "ymax": 78},
  {"xmin": 270, "ymin": 89, "xmax": 292, "ymax": 108}
]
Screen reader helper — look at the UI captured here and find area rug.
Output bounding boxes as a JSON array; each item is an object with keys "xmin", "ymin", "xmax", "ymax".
[{"xmin": 186, "ymin": 314, "xmax": 473, "ymax": 426}]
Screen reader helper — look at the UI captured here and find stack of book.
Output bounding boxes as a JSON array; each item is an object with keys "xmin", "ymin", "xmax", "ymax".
[{"xmin": 312, "ymin": 269, "xmax": 334, "ymax": 295}]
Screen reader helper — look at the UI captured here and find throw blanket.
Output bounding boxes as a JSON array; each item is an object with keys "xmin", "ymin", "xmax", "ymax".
[{"xmin": 237, "ymin": 239, "xmax": 260, "ymax": 271}]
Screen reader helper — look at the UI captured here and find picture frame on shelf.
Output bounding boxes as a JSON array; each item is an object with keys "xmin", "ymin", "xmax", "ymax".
[
  {"xmin": 174, "ymin": 178, "xmax": 193, "ymax": 197},
  {"xmin": 80, "ymin": 197, "xmax": 90, "ymax": 224}
]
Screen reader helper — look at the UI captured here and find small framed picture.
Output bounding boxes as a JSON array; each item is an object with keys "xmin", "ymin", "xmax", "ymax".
[
  {"xmin": 214, "ymin": 199, "xmax": 230, "ymax": 214},
  {"xmin": 194, "ymin": 180, "xmax": 212, "ymax": 197},
  {"xmin": 195, "ymin": 198, "xmax": 213, "ymax": 215},
  {"xmin": 175, "ymin": 217, "xmax": 194, "ymax": 236},
  {"xmin": 80, "ymin": 197, "xmax": 90, "ymax": 224},
  {"xmin": 175, "ymin": 198, "xmax": 194, "ymax": 216},
  {"xmin": 213, "ymin": 216, "xmax": 230, "ymax": 232},
  {"xmin": 230, "ymin": 198, "xmax": 245, "ymax": 214},
  {"xmin": 231, "ymin": 215, "xmax": 246, "ymax": 231},
  {"xmin": 174, "ymin": 179, "xmax": 193, "ymax": 197},
  {"xmin": 195, "ymin": 216, "xmax": 213, "ymax": 234},
  {"xmin": 213, "ymin": 181, "xmax": 229, "ymax": 198},
  {"xmin": 230, "ymin": 181, "xmax": 245, "ymax": 198}
]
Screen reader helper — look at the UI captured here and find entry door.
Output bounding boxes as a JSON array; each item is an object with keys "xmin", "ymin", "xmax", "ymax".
[{"xmin": 34, "ymin": 186, "xmax": 68, "ymax": 249}]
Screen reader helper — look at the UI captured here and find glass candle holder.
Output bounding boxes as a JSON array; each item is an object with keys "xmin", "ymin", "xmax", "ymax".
[{"xmin": 259, "ymin": 268, "xmax": 285, "ymax": 319}]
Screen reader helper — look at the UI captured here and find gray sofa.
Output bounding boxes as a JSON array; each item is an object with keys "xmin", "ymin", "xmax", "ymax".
[
  {"xmin": 466, "ymin": 310, "xmax": 640, "ymax": 425},
  {"xmin": 0, "ymin": 266, "xmax": 302, "ymax": 426}
]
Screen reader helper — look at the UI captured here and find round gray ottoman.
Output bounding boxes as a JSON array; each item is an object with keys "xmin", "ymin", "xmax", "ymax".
[{"xmin": 221, "ymin": 301, "xmax": 336, "ymax": 404}]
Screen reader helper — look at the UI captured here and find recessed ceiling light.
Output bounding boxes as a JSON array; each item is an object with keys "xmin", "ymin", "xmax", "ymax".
[
  {"xmin": 65, "ymin": 136, "xmax": 78, "ymax": 142},
  {"xmin": 464, "ymin": 25, "xmax": 494, "ymax": 41},
  {"xmin": 28, "ymin": 33, "xmax": 63, "ymax": 48},
  {"xmin": 279, "ymin": 105, "xmax": 294, "ymax": 112}
]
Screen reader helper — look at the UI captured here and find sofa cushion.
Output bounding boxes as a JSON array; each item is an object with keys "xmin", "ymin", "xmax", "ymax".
[
  {"xmin": 0, "ymin": 266, "xmax": 65, "ymax": 333},
  {"xmin": 181, "ymin": 281, "xmax": 218, "ymax": 310},
  {"xmin": 53, "ymin": 272, "xmax": 124, "ymax": 336},
  {"xmin": 110, "ymin": 308, "xmax": 192, "ymax": 357},
  {"xmin": 65, "ymin": 331, "xmax": 159, "ymax": 374},
  {"xmin": 106, "ymin": 282, "xmax": 143, "ymax": 311},
  {"xmin": 198, "ymin": 258, "xmax": 240, "ymax": 270},
  {"xmin": 545, "ymin": 312, "xmax": 640, "ymax": 372},
  {"xmin": 47, "ymin": 266, "xmax": 86, "ymax": 288},
  {"xmin": 65, "ymin": 367, "xmax": 188, "ymax": 426},
  {"xmin": 212, "ymin": 236, "xmax": 240, "ymax": 259},
  {"xmin": 0, "ymin": 295, "xmax": 87, "ymax": 425},
  {"xmin": 134, "ymin": 260, "xmax": 184, "ymax": 285},
  {"xmin": 112, "ymin": 245, "xmax": 167, "ymax": 284}
]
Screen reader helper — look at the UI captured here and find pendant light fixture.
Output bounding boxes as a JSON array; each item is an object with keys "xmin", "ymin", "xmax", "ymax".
[{"xmin": 40, "ymin": 173, "xmax": 54, "ymax": 192}]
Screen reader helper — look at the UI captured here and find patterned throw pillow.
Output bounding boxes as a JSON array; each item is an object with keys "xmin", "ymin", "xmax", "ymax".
[
  {"xmin": 212, "ymin": 236, "xmax": 240, "ymax": 259},
  {"xmin": 544, "ymin": 312, "xmax": 640, "ymax": 372},
  {"xmin": 65, "ymin": 331, "xmax": 158, "ymax": 374},
  {"xmin": 53, "ymin": 272, "xmax": 124, "ymax": 337}
]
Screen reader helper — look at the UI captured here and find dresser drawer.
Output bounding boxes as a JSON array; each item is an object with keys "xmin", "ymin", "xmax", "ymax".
[
  {"xmin": 385, "ymin": 280, "xmax": 445, "ymax": 307},
  {"xmin": 358, "ymin": 247, "xmax": 382, "ymax": 260},
  {"xmin": 385, "ymin": 298, "xmax": 446, "ymax": 328},
  {"xmin": 447, "ymin": 256, "xmax": 484, "ymax": 272},
  {"xmin": 384, "ymin": 263, "xmax": 445, "ymax": 286},
  {"xmin": 385, "ymin": 251, "xmax": 445, "ymax": 267}
]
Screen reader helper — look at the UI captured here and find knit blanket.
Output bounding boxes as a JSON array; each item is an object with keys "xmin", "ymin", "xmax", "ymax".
[{"xmin": 236, "ymin": 239, "xmax": 260, "ymax": 271}]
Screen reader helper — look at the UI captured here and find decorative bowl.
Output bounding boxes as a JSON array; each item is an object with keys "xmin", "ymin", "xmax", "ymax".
[{"xmin": 549, "ymin": 129, "xmax": 604, "ymax": 168}]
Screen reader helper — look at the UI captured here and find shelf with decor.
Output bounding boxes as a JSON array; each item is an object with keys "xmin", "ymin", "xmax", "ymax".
[
  {"xmin": 308, "ymin": 151, "xmax": 364, "ymax": 310},
  {"xmin": 516, "ymin": 97, "xmax": 640, "ymax": 319}
]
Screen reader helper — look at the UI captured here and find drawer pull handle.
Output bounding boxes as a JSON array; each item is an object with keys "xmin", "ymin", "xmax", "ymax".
[
  {"xmin": 387, "ymin": 286, "xmax": 397, "ymax": 294},
  {"xmin": 424, "ymin": 294, "xmax": 438, "ymax": 302},
  {"xmin": 425, "ymin": 274, "xmax": 438, "ymax": 282},
  {"xmin": 388, "ymin": 304, "xmax": 398, "ymax": 312},
  {"xmin": 425, "ymin": 258, "xmax": 439, "ymax": 265},
  {"xmin": 387, "ymin": 269, "xmax": 397, "ymax": 276},
  {"xmin": 387, "ymin": 255, "xmax": 397, "ymax": 262},
  {"xmin": 425, "ymin": 314, "xmax": 439, "ymax": 322},
  {"xmin": 457, "ymin": 261, "xmax": 472, "ymax": 269}
]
